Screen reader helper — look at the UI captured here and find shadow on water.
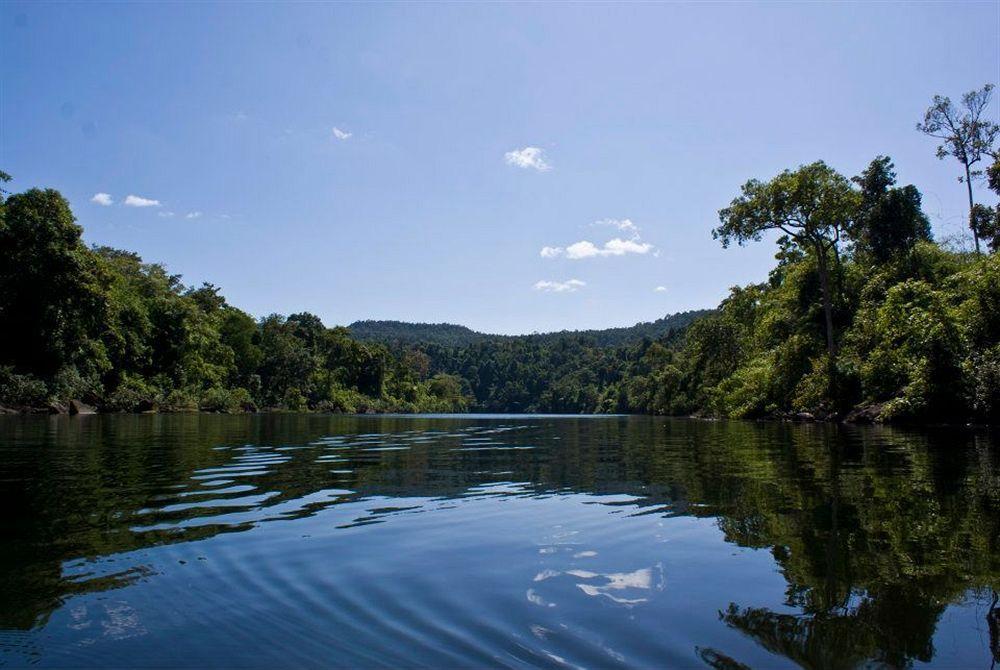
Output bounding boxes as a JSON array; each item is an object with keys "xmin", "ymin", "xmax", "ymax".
[{"xmin": 0, "ymin": 414, "xmax": 997, "ymax": 667}]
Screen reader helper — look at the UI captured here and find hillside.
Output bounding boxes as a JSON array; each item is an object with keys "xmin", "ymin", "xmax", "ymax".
[
  {"xmin": 348, "ymin": 310, "xmax": 714, "ymax": 349},
  {"xmin": 347, "ymin": 320, "xmax": 485, "ymax": 347}
]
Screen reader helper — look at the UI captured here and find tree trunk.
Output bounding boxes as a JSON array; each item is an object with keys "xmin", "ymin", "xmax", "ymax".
[
  {"xmin": 988, "ymin": 589, "xmax": 999, "ymax": 664},
  {"xmin": 816, "ymin": 247, "xmax": 836, "ymax": 357},
  {"xmin": 965, "ymin": 163, "xmax": 981, "ymax": 254}
]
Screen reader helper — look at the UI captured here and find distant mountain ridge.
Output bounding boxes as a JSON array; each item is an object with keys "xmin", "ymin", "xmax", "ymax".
[
  {"xmin": 348, "ymin": 310, "xmax": 714, "ymax": 348},
  {"xmin": 348, "ymin": 321, "xmax": 485, "ymax": 347}
]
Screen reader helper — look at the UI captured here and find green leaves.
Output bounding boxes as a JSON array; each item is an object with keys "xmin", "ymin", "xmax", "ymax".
[
  {"xmin": 917, "ymin": 84, "xmax": 999, "ymax": 252},
  {"xmin": 851, "ymin": 157, "xmax": 932, "ymax": 263},
  {"xmin": 1, "ymin": 156, "xmax": 997, "ymax": 422},
  {"xmin": 716, "ymin": 162, "xmax": 858, "ymax": 252}
]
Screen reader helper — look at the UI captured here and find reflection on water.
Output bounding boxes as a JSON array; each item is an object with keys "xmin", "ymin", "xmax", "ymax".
[{"xmin": 0, "ymin": 414, "xmax": 997, "ymax": 668}]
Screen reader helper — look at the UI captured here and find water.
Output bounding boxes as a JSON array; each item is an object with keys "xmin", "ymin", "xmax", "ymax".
[{"xmin": 0, "ymin": 414, "xmax": 996, "ymax": 668}]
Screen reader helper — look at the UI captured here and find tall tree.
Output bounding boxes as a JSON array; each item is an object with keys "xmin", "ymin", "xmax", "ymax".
[
  {"xmin": 970, "ymin": 156, "xmax": 1000, "ymax": 252},
  {"xmin": 850, "ymin": 156, "xmax": 932, "ymax": 262},
  {"xmin": 916, "ymin": 84, "xmax": 999, "ymax": 253},
  {"xmin": 0, "ymin": 188, "xmax": 106, "ymax": 377},
  {"xmin": 715, "ymin": 161, "xmax": 858, "ymax": 356}
]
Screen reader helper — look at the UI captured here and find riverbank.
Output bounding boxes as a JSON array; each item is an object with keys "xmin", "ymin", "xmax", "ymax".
[
  {"xmin": 0, "ymin": 400, "xmax": 407, "ymax": 416},
  {"xmin": 2, "ymin": 399, "xmax": 989, "ymax": 427}
]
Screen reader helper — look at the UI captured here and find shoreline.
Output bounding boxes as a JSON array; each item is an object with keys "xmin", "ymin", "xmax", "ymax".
[{"xmin": 1, "ymin": 404, "xmax": 992, "ymax": 428}]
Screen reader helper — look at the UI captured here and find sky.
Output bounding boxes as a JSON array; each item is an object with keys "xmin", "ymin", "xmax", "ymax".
[{"xmin": 2, "ymin": 2, "xmax": 998, "ymax": 334}]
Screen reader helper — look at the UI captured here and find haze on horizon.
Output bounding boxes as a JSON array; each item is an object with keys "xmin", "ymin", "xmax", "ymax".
[{"xmin": 2, "ymin": 2, "xmax": 997, "ymax": 335}]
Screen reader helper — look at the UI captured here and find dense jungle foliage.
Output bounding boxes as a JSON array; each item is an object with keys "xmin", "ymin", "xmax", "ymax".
[
  {"xmin": 349, "ymin": 311, "xmax": 709, "ymax": 349},
  {"xmin": 0, "ymin": 174, "xmax": 470, "ymax": 414},
  {"xmin": 2, "ymin": 87, "xmax": 998, "ymax": 421},
  {"xmin": 2, "ymin": 152, "xmax": 998, "ymax": 422},
  {"xmin": 348, "ymin": 149, "xmax": 1000, "ymax": 422}
]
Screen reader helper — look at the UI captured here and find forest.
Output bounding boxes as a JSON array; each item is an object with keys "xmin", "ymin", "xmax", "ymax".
[{"xmin": 2, "ymin": 85, "xmax": 999, "ymax": 423}]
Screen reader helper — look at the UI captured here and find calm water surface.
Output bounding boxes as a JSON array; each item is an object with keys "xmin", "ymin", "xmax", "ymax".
[{"xmin": 0, "ymin": 415, "xmax": 997, "ymax": 668}]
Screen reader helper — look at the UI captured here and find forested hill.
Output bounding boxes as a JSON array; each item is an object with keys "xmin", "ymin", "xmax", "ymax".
[
  {"xmin": 3, "ymin": 85, "xmax": 1000, "ymax": 422},
  {"xmin": 531, "ymin": 310, "xmax": 713, "ymax": 347},
  {"xmin": 348, "ymin": 321, "xmax": 484, "ymax": 347},
  {"xmin": 348, "ymin": 310, "xmax": 713, "ymax": 349}
]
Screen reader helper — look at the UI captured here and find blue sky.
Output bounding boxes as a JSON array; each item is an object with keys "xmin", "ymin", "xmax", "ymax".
[{"xmin": 2, "ymin": 2, "xmax": 998, "ymax": 334}]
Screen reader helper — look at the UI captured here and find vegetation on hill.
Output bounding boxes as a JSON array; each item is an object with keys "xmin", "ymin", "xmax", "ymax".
[
  {"xmin": 0, "ymin": 174, "xmax": 703, "ymax": 415},
  {"xmin": 348, "ymin": 321, "xmax": 485, "ymax": 348},
  {"xmin": 615, "ymin": 138, "xmax": 1000, "ymax": 423},
  {"xmin": 1, "ymin": 84, "xmax": 998, "ymax": 422},
  {"xmin": 389, "ymin": 315, "xmax": 705, "ymax": 413},
  {"xmin": 349, "ymin": 311, "xmax": 711, "ymax": 349},
  {"xmin": 0, "ymin": 176, "xmax": 469, "ymax": 414}
]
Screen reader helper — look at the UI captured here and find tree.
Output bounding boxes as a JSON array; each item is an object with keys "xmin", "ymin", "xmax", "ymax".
[
  {"xmin": 917, "ymin": 84, "xmax": 999, "ymax": 253},
  {"xmin": 989, "ymin": 156, "xmax": 1000, "ymax": 195},
  {"xmin": 256, "ymin": 314, "xmax": 317, "ymax": 407},
  {"xmin": 0, "ymin": 188, "xmax": 106, "ymax": 377},
  {"xmin": 186, "ymin": 283, "xmax": 227, "ymax": 313},
  {"xmin": 715, "ymin": 162, "xmax": 858, "ymax": 356},
  {"xmin": 970, "ymin": 204, "xmax": 999, "ymax": 253},
  {"xmin": 428, "ymin": 373, "xmax": 467, "ymax": 406},
  {"xmin": 965, "ymin": 157, "xmax": 1000, "ymax": 253},
  {"xmin": 218, "ymin": 307, "xmax": 262, "ymax": 387},
  {"xmin": 850, "ymin": 156, "xmax": 932, "ymax": 262}
]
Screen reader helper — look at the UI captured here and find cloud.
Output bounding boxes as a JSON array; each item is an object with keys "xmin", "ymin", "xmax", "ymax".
[
  {"xmin": 594, "ymin": 218, "xmax": 639, "ymax": 235},
  {"xmin": 332, "ymin": 127, "xmax": 352, "ymax": 140},
  {"xmin": 185, "ymin": 211, "xmax": 202, "ymax": 219},
  {"xmin": 533, "ymin": 279, "xmax": 585, "ymax": 293},
  {"xmin": 158, "ymin": 211, "xmax": 175, "ymax": 218},
  {"xmin": 654, "ymin": 286, "xmax": 668, "ymax": 293},
  {"xmin": 600, "ymin": 238, "xmax": 654, "ymax": 256},
  {"xmin": 91, "ymin": 192, "xmax": 113, "ymax": 206},
  {"xmin": 124, "ymin": 194, "xmax": 160, "ymax": 208},
  {"xmin": 541, "ymin": 238, "xmax": 654, "ymax": 260},
  {"xmin": 505, "ymin": 146, "xmax": 551, "ymax": 171}
]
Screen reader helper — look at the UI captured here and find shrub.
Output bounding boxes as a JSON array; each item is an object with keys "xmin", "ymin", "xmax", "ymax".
[
  {"xmin": 859, "ymin": 280, "xmax": 964, "ymax": 420},
  {"xmin": 50, "ymin": 366, "xmax": 103, "ymax": 404},
  {"xmin": 162, "ymin": 388, "xmax": 198, "ymax": 412},
  {"xmin": 0, "ymin": 366, "xmax": 49, "ymax": 407},
  {"xmin": 104, "ymin": 376, "xmax": 161, "ymax": 412},
  {"xmin": 965, "ymin": 344, "xmax": 1000, "ymax": 422},
  {"xmin": 716, "ymin": 354, "xmax": 777, "ymax": 418},
  {"xmin": 316, "ymin": 386, "xmax": 368, "ymax": 413},
  {"xmin": 282, "ymin": 386, "xmax": 307, "ymax": 411},
  {"xmin": 201, "ymin": 387, "xmax": 246, "ymax": 413}
]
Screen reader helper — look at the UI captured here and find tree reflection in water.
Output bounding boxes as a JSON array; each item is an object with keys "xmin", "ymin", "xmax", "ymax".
[{"xmin": 0, "ymin": 414, "xmax": 997, "ymax": 667}]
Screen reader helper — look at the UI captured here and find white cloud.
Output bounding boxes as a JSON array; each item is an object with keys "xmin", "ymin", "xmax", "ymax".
[
  {"xmin": 654, "ymin": 286, "xmax": 668, "ymax": 293},
  {"xmin": 91, "ymin": 192, "xmax": 113, "ymax": 206},
  {"xmin": 533, "ymin": 279, "xmax": 585, "ymax": 293},
  {"xmin": 564, "ymin": 241, "xmax": 601, "ymax": 259},
  {"xmin": 124, "ymin": 195, "xmax": 160, "ymax": 208},
  {"xmin": 505, "ymin": 146, "xmax": 551, "ymax": 171},
  {"xmin": 542, "ymin": 238, "xmax": 654, "ymax": 260},
  {"xmin": 158, "ymin": 211, "xmax": 175, "ymax": 218},
  {"xmin": 601, "ymin": 238, "xmax": 654, "ymax": 256},
  {"xmin": 594, "ymin": 218, "xmax": 639, "ymax": 235},
  {"xmin": 332, "ymin": 127, "xmax": 352, "ymax": 140},
  {"xmin": 185, "ymin": 211, "xmax": 202, "ymax": 219}
]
